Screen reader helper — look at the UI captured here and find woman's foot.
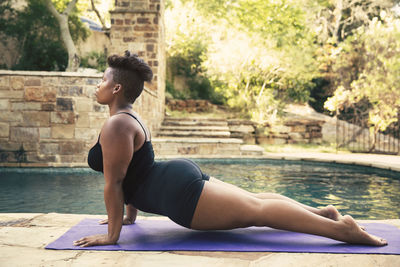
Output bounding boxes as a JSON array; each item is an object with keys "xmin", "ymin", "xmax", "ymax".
[
  {"xmin": 336, "ymin": 215, "xmax": 387, "ymax": 246},
  {"xmin": 319, "ymin": 205, "xmax": 366, "ymax": 231},
  {"xmin": 319, "ymin": 205, "xmax": 342, "ymax": 221}
]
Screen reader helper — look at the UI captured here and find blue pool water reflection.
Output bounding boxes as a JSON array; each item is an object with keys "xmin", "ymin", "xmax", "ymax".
[{"xmin": 0, "ymin": 159, "xmax": 399, "ymax": 219}]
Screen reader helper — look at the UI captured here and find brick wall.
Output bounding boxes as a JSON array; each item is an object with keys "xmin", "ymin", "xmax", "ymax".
[
  {"xmin": 0, "ymin": 70, "xmax": 164, "ymax": 167},
  {"xmin": 109, "ymin": 0, "xmax": 165, "ymax": 104}
]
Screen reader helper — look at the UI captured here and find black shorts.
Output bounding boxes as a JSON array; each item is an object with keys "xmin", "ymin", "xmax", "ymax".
[{"xmin": 128, "ymin": 158, "xmax": 210, "ymax": 228}]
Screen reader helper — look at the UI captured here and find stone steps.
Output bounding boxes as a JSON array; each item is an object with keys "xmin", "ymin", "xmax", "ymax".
[
  {"xmin": 162, "ymin": 117, "xmax": 228, "ymax": 127},
  {"xmin": 158, "ymin": 131, "xmax": 231, "ymax": 138},
  {"xmin": 159, "ymin": 125, "xmax": 231, "ymax": 138},
  {"xmin": 152, "ymin": 137, "xmax": 243, "ymax": 156},
  {"xmin": 158, "ymin": 117, "xmax": 231, "ymax": 138},
  {"xmin": 160, "ymin": 125, "xmax": 230, "ymax": 131},
  {"xmin": 154, "ymin": 116, "xmax": 265, "ymax": 156}
]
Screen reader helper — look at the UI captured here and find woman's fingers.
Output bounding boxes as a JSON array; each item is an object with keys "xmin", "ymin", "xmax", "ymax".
[
  {"xmin": 80, "ymin": 240, "xmax": 96, "ymax": 247},
  {"xmin": 73, "ymin": 234, "xmax": 110, "ymax": 247},
  {"xmin": 99, "ymin": 218, "xmax": 108, "ymax": 224},
  {"xmin": 73, "ymin": 237, "xmax": 97, "ymax": 247},
  {"xmin": 123, "ymin": 217, "xmax": 133, "ymax": 225},
  {"xmin": 73, "ymin": 238, "xmax": 86, "ymax": 246}
]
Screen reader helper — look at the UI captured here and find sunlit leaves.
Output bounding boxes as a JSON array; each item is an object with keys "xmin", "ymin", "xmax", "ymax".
[
  {"xmin": 325, "ymin": 14, "xmax": 400, "ymax": 132},
  {"xmin": 167, "ymin": 0, "xmax": 319, "ymax": 122},
  {"xmin": 191, "ymin": 0, "xmax": 310, "ymax": 47}
]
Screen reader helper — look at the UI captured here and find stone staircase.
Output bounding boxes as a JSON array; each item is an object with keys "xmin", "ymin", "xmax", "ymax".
[{"xmin": 152, "ymin": 117, "xmax": 264, "ymax": 157}]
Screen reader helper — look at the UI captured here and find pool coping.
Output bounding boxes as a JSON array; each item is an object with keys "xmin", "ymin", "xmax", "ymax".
[
  {"xmin": 157, "ymin": 152, "xmax": 400, "ymax": 173},
  {"xmin": 1, "ymin": 152, "xmax": 399, "ymax": 173}
]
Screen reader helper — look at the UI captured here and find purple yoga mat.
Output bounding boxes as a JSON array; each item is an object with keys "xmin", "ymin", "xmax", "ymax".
[{"xmin": 45, "ymin": 218, "xmax": 400, "ymax": 254}]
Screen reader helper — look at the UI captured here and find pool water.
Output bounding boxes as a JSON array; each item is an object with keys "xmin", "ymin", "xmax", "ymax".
[{"xmin": 0, "ymin": 159, "xmax": 399, "ymax": 219}]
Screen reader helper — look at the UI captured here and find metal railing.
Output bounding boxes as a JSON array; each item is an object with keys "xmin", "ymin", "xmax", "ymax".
[{"xmin": 336, "ymin": 118, "xmax": 400, "ymax": 155}]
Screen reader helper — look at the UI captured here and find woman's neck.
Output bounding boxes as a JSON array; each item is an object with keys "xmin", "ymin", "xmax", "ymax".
[{"xmin": 109, "ymin": 103, "xmax": 133, "ymax": 116}]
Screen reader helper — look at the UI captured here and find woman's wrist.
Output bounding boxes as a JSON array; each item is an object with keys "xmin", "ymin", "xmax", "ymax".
[
  {"xmin": 123, "ymin": 216, "xmax": 134, "ymax": 224},
  {"xmin": 106, "ymin": 233, "xmax": 120, "ymax": 244}
]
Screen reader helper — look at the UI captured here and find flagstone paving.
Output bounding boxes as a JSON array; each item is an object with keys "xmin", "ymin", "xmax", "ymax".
[{"xmin": 0, "ymin": 213, "xmax": 399, "ymax": 267}]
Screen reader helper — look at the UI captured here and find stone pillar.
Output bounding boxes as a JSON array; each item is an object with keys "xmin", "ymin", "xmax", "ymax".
[{"xmin": 109, "ymin": 1, "xmax": 165, "ymax": 133}]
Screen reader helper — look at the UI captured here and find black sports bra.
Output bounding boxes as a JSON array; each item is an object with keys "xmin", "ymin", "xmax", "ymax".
[{"xmin": 87, "ymin": 112, "xmax": 155, "ymax": 203}]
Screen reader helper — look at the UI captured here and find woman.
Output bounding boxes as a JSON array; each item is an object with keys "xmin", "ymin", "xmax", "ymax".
[{"xmin": 73, "ymin": 51, "xmax": 387, "ymax": 247}]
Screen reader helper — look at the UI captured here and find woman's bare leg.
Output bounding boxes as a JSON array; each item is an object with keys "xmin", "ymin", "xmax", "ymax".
[
  {"xmin": 209, "ymin": 177, "xmax": 341, "ymax": 220},
  {"xmin": 191, "ymin": 181, "xmax": 387, "ymax": 246}
]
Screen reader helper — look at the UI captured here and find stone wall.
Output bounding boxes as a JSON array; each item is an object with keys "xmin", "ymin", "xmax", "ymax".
[
  {"xmin": 227, "ymin": 119, "xmax": 323, "ymax": 145},
  {"xmin": 0, "ymin": 70, "xmax": 164, "ymax": 167},
  {"xmin": 228, "ymin": 120, "xmax": 257, "ymax": 144},
  {"xmin": 257, "ymin": 119, "xmax": 324, "ymax": 145},
  {"xmin": 166, "ymin": 99, "xmax": 213, "ymax": 113}
]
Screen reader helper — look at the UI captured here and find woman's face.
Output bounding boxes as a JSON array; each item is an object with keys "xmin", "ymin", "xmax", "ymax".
[{"xmin": 96, "ymin": 67, "xmax": 116, "ymax": 104}]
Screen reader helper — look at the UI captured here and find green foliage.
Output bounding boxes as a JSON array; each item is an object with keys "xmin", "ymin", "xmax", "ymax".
[
  {"xmin": 0, "ymin": 1, "xmax": 16, "ymax": 36},
  {"xmin": 0, "ymin": 0, "xmax": 89, "ymax": 71},
  {"xmin": 168, "ymin": 0, "xmax": 400, "ymax": 128},
  {"xmin": 305, "ymin": 0, "xmax": 397, "ymax": 113},
  {"xmin": 80, "ymin": 51, "xmax": 107, "ymax": 72},
  {"xmin": 191, "ymin": 0, "xmax": 310, "ymax": 47},
  {"xmin": 325, "ymin": 13, "xmax": 400, "ymax": 133},
  {"xmin": 167, "ymin": 0, "xmax": 319, "ymax": 122},
  {"xmin": 165, "ymin": 0, "xmax": 224, "ymax": 103},
  {"xmin": 166, "ymin": 80, "xmax": 186, "ymax": 99}
]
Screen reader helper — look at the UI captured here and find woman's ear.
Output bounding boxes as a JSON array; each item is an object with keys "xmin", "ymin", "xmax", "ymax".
[{"xmin": 113, "ymin": 84, "xmax": 122, "ymax": 94}]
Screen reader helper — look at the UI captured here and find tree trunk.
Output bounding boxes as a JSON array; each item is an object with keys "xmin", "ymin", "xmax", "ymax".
[
  {"xmin": 59, "ymin": 15, "xmax": 80, "ymax": 71},
  {"xmin": 333, "ymin": 0, "xmax": 343, "ymax": 42},
  {"xmin": 90, "ymin": 0, "xmax": 107, "ymax": 30},
  {"xmin": 44, "ymin": 0, "xmax": 80, "ymax": 72}
]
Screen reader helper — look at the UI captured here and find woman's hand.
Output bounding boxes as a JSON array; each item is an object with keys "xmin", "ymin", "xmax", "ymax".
[
  {"xmin": 73, "ymin": 234, "xmax": 116, "ymax": 247},
  {"xmin": 99, "ymin": 216, "xmax": 134, "ymax": 225}
]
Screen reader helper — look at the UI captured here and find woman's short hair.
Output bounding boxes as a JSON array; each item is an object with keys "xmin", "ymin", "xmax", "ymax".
[{"xmin": 107, "ymin": 51, "xmax": 153, "ymax": 103}]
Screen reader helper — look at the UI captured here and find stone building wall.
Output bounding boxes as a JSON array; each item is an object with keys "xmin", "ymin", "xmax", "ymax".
[
  {"xmin": 0, "ymin": 70, "xmax": 164, "ymax": 167},
  {"xmin": 0, "ymin": 0, "xmax": 166, "ymax": 167},
  {"xmin": 109, "ymin": 0, "xmax": 165, "ymax": 107}
]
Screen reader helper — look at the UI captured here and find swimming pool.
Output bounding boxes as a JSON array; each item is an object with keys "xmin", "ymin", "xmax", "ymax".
[{"xmin": 0, "ymin": 159, "xmax": 399, "ymax": 219}]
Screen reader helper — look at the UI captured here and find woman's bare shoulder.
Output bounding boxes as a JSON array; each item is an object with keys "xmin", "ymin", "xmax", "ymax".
[{"xmin": 101, "ymin": 114, "xmax": 135, "ymax": 140}]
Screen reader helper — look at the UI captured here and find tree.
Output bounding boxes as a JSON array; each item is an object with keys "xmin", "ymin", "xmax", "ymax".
[
  {"xmin": 325, "ymin": 14, "xmax": 400, "ymax": 150},
  {"xmin": 0, "ymin": 0, "xmax": 88, "ymax": 71},
  {"xmin": 190, "ymin": 0, "xmax": 311, "ymax": 47},
  {"xmin": 89, "ymin": 0, "xmax": 107, "ymax": 30},
  {"xmin": 44, "ymin": 0, "xmax": 80, "ymax": 71},
  {"xmin": 311, "ymin": 0, "xmax": 395, "ymax": 43},
  {"xmin": 0, "ymin": 1, "xmax": 20, "ymax": 68},
  {"xmin": 168, "ymin": 0, "xmax": 319, "ymax": 123},
  {"xmin": 307, "ymin": 0, "xmax": 397, "ymax": 113},
  {"xmin": 165, "ymin": 1, "xmax": 218, "ymax": 101}
]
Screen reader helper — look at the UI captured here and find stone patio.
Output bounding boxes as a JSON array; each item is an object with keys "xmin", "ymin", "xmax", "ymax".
[{"xmin": 0, "ymin": 212, "xmax": 399, "ymax": 266}]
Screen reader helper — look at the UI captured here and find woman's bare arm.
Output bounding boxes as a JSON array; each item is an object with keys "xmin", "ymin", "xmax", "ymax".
[
  {"xmin": 99, "ymin": 204, "xmax": 138, "ymax": 225},
  {"xmin": 74, "ymin": 116, "xmax": 133, "ymax": 247},
  {"xmin": 125, "ymin": 204, "xmax": 138, "ymax": 223}
]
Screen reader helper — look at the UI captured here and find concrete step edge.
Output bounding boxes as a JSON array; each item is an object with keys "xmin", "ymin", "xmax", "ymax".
[
  {"xmin": 152, "ymin": 137, "xmax": 243, "ymax": 144},
  {"xmin": 163, "ymin": 121, "xmax": 228, "ymax": 127},
  {"xmin": 240, "ymin": 145, "xmax": 265, "ymax": 156},
  {"xmin": 164, "ymin": 117, "xmax": 227, "ymax": 122},
  {"xmin": 158, "ymin": 131, "xmax": 231, "ymax": 137},
  {"xmin": 160, "ymin": 126, "xmax": 230, "ymax": 131}
]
